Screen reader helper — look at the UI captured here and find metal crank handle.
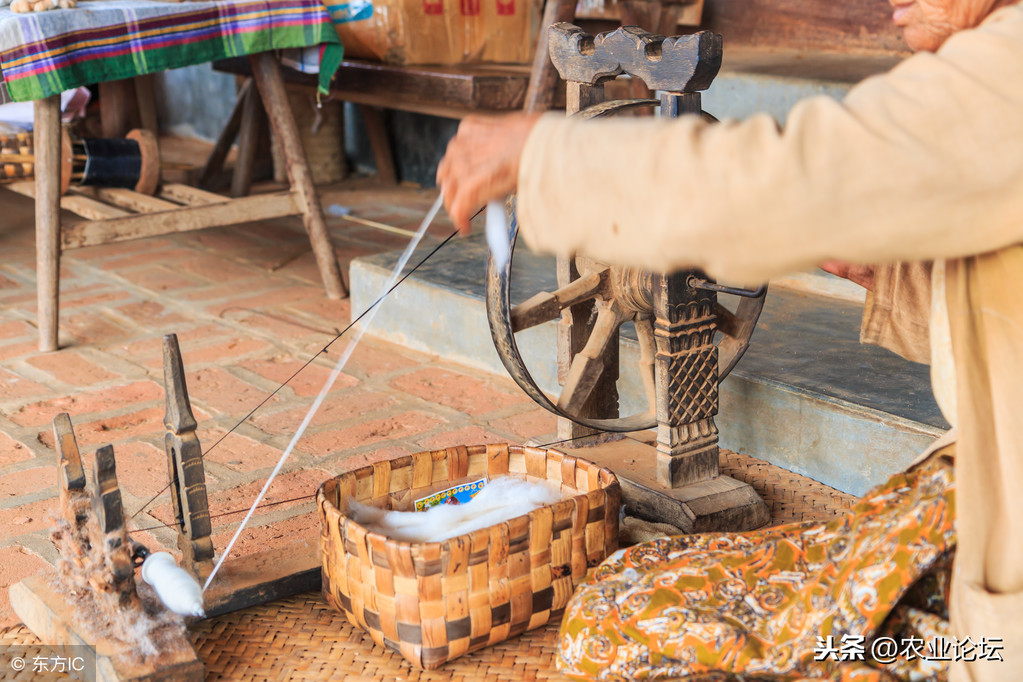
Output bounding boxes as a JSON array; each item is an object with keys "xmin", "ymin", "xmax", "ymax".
[{"xmin": 687, "ymin": 275, "xmax": 766, "ymax": 298}]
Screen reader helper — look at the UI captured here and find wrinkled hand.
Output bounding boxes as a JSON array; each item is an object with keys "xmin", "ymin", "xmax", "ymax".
[
  {"xmin": 819, "ymin": 260, "xmax": 875, "ymax": 291},
  {"xmin": 436, "ymin": 113, "xmax": 541, "ymax": 234}
]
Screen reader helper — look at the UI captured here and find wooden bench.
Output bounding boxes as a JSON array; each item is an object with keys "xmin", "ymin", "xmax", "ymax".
[
  {"xmin": 208, "ymin": 57, "xmax": 565, "ymax": 188},
  {"xmin": 207, "ymin": 0, "xmax": 906, "ymax": 191}
]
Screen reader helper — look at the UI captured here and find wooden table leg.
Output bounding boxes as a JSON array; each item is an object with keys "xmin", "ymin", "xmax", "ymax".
[
  {"xmin": 200, "ymin": 78, "xmax": 252, "ymax": 189},
  {"xmin": 34, "ymin": 95, "xmax": 62, "ymax": 352},
  {"xmin": 230, "ymin": 84, "xmax": 263, "ymax": 198},
  {"xmin": 248, "ymin": 52, "xmax": 347, "ymax": 299}
]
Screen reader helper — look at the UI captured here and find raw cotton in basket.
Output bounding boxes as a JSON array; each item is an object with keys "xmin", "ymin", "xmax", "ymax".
[{"xmin": 347, "ymin": 476, "xmax": 563, "ymax": 543}]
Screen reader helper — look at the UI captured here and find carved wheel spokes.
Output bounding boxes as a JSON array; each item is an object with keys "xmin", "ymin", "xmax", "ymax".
[
  {"xmin": 487, "ymin": 230, "xmax": 658, "ymax": 432},
  {"xmin": 486, "ymin": 213, "xmax": 765, "ymax": 432},
  {"xmin": 485, "ymin": 97, "xmax": 765, "ymax": 432}
]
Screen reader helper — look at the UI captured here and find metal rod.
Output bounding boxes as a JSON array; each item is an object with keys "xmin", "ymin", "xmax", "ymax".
[{"xmin": 687, "ymin": 275, "xmax": 766, "ymax": 298}]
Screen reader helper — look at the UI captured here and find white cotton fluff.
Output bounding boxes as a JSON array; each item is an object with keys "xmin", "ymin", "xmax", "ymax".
[
  {"xmin": 141, "ymin": 552, "xmax": 205, "ymax": 618},
  {"xmin": 485, "ymin": 199, "xmax": 511, "ymax": 270},
  {"xmin": 347, "ymin": 476, "xmax": 563, "ymax": 543}
]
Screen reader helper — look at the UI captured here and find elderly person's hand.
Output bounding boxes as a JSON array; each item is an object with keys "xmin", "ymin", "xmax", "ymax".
[
  {"xmin": 436, "ymin": 113, "xmax": 541, "ymax": 234},
  {"xmin": 818, "ymin": 261, "xmax": 876, "ymax": 290}
]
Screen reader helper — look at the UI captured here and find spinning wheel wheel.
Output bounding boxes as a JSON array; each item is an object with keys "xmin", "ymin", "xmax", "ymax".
[
  {"xmin": 486, "ymin": 213, "xmax": 766, "ymax": 434},
  {"xmin": 486, "ymin": 103, "xmax": 766, "ymax": 435},
  {"xmin": 484, "ymin": 23, "xmax": 770, "ymax": 531}
]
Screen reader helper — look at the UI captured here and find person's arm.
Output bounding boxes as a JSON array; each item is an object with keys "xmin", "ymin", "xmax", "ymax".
[{"xmin": 511, "ymin": 6, "xmax": 1023, "ymax": 285}]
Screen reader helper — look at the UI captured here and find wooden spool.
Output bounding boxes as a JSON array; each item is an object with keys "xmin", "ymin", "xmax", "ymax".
[
  {"xmin": 0, "ymin": 128, "xmax": 160, "ymax": 195},
  {"xmin": 317, "ymin": 443, "xmax": 621, "ymax": 670}
]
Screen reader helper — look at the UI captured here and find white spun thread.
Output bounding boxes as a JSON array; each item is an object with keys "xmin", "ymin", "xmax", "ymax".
[{"xmin": 202, "ymin": 194, "xmax": 444, "ymax": 594}]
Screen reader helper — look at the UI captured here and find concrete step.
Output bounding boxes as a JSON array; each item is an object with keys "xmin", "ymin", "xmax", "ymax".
[{"xmin": 351, "ymin": 234, "xmax": 946, "ymax": 497}]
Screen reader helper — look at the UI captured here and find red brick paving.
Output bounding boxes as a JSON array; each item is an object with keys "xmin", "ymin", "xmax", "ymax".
[
  {"xmin": 199, "ymin": 428, "xmax": 286, "ymax": 473},
  {"xmin": 0, "ymin": 466, "xmax": 54, "ymax": 499},
  {"xmin": 0, "ymin": 184, "xmax": 563, "ymax": 632},
  {"xmin": 0, "ymin": 367, "xmax": 49, "ymax": 399},
  {"xmin": 26, "ymin": 349, "xmax": 121, "ymax": 386},
  {"xmin": 0, "ymin": 433, "xmax": 34, "ymax": 467},
  {"xmin": 251, "ymin": 390, "xmax": 394, "ymax": 435},
  {"xmin": 0, "ymin": 320, "xmax": 33, "ymax": 340},
  {"xmin": 239, "ymin": 356, "xmax": 359, "ymax": 397},
  {"xmin": 0, "ymin": 497, "xmax": 58, "ymax": 541},
  {"xmin": 389, "ymin": 367, "xmax": 529, "ymax": 416},
  {"xmin": 300, "ymin": 411, "xmax": 447, "ymax": 456}
]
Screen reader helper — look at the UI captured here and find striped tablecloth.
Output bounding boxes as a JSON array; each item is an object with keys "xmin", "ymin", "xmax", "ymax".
[{"xmin": 0, "ymin": 0, "xmax": 342, "ymax": 103}]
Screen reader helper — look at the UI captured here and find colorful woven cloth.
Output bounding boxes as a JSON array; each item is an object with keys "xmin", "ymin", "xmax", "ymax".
[
  {"xmin": 558, "ymin": 455, "xmax": 957, "ymax": 680},
  {"xmin": 0, "ymin": 0, "xmax": 342, "ymax": 103}
]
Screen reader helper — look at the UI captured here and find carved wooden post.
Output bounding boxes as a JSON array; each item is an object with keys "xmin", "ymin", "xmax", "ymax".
[
  {"xmin": 54, "ymin": 413, "xmax": 89, "ymax": 534},
  {"xmin": 651, "ymin": 273, "xmax": 719, "ymax": 486},
  {"xmin": 653, "ymin": 88, "xmax": 721, "ymax": 487},
  {"xmin": 92, "ymin": 444, "xmax": 138, "ymax": 605},
  {"xmin": 163, "ymin": 334, "xmax": 214, "ymax": 582}
]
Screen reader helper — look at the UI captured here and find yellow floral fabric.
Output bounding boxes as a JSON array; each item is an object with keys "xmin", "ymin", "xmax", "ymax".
[{"xmin": 558, "ymin": 456, "xmax": 956, "ymax": 680}]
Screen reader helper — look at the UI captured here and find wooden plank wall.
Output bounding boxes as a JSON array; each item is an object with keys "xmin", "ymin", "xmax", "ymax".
[
  {"xmin": 577, "ymin": 0, "xmax": 910, "ymax": 56},
  {"xmin": 698, "ymin": 0, "xmax": 909, "ymax": 55}
]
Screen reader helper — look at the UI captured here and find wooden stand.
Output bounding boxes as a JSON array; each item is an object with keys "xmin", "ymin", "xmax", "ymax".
[
  {"xmin": 8, "ymin": 334, "xmax": 323, "ymax": 679},
  {"xmin": 491, "ymin": 25, "xmax": 770, "ymax": 533},
  {"xmin": 25, "ymin": 52, "xmax": 347, "ymax": 353},
  {"xmin": 8, "ymin": 414, "xmax": 204, "ymax": 681}
]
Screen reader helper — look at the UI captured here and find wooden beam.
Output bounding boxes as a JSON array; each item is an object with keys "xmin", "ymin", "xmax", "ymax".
[
  {"xmin": 133, "ymin": 75, "xmax": 159, "ymax": 134},
  {"xmin": 524, "ymin": 0, "xmax": 579, "ymax": 112},
  {"xmin": 203, "ymin": 535, "xmax": 321, "ymax": 618},
  {"xmin": 80, "ymin": 187, "xmax": 181, "ymax": 213},
  {"xmin": 60, "ymin": 191, "xmax": 299, "ymax": 249},
  {"xmin": 158, "ymin": 183, "xmax": 230, "ymax": 207},
  {"xmin": 10, "ymin": 576, "xmax": 204, "ymax": 681},
  {"xmin": 231, "ymin": 85, "xmax": 264, "ymax": 198},
  {"xmin": 99, "ymin": 80, "xmax": 133, "ymax": 138},
  {"xmin": 9, "ymin": 181, "xmax": 132, "ymax": 220},
  {"xmin": 698, "ymin": 0, "xmax": 907, "ymax": 56},
  {"xmin": 216, "ymin": 58, "xmax": 565, "ymax": 118},
  {"xmin": 360, "ymin": 105, "xmax": 397, "ymax": 185}
]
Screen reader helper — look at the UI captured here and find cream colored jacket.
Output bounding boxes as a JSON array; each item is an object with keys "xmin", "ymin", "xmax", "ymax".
[{"xmin": 517, "ymin": 5, "xmax": 1023, "ymax": 288}]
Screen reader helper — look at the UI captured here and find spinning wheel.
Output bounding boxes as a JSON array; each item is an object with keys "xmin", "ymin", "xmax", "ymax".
[
  {"xmin": 485, "ymin": 23, "xmax": 770, "ymax": 531},
  {"xmin": 486, "ymin": 113, "xmax": 766, "ymax": 434}
]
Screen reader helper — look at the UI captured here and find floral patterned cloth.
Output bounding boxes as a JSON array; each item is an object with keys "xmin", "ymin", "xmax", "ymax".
[{"xmin": 558, "ymin": 455, "xmax": 956, "ymax": 680}]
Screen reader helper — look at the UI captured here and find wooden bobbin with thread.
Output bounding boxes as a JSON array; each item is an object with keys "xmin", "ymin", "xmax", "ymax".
[{"xmin": 0, "ymin": 127, "xmax": 160, "ymax": 195}]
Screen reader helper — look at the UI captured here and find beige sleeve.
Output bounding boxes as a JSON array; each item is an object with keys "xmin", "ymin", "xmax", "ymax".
[
  {"xmin": 516, "ymin": 6, "xmax": 1023, "ymax": 287},
  {"xmin": 859, "ymin": 261, "xmax": 933, "ymax": 364}
]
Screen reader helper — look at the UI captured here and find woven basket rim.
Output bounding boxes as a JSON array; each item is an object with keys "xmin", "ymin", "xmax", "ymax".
[{"xmin": 317, "ymin": 442, "xmax": 620, "ymax": 551}]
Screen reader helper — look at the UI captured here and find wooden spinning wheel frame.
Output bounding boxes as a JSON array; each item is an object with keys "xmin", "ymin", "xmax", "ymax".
[{"xmin": 486, "ymin": 100, "xmax": 767, "ymax": 434}]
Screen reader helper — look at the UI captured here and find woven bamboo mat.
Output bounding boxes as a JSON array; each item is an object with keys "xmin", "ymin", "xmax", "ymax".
[{"xmin": 0, "ymin": 450, "xmax": 857, "ymax": 681}]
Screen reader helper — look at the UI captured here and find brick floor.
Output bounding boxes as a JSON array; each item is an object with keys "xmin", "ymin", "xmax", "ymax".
[{"xmin": 0, "ymin": 181, "xmax": 560, "ymax": 629}]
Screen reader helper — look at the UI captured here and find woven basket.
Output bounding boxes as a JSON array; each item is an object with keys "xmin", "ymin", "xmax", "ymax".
[{"xmin": 317, "ymin": 443, "xmax": 621, "ymax": 670}]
